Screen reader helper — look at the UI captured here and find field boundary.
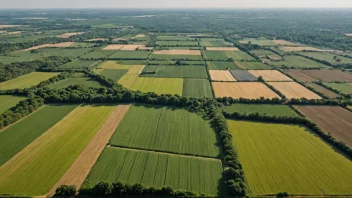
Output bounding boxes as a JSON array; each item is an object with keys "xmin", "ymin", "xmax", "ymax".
[
  {"xmin": 47, "ymin": 104, "xmax": 131, "ymax": 196},
  {"xmin": 107, "ymin": 145, "xmax": 220, "ymax": 161}
]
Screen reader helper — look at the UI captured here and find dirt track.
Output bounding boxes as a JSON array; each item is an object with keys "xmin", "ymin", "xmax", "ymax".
[{"xmin": 47, "ymin": 105, "xmax": 131, "ymax": 196}]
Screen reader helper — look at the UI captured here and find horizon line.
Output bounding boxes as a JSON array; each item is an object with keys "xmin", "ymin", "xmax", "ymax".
[{"xmin": 1, "ymin": 7, "xmax": 352, "ymax": 10}]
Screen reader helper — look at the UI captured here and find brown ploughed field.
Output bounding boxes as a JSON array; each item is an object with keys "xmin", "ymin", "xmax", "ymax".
[
  {"xmin": 294, "ymin": 105, "xmax": 352, "ymax": 147},
  {"xmin": 267, "ymin": 82, "xmax": 322, "ymax": 99},
  {"xmin": 302, "ymin": 70, "xmax": 352, "ymax": 82},
  {"xmin": 282, "ymin": 70, "xmax": 318, "ymax": 82},
  {"xmin": 306, "ymin": 83, "xmax": 340, "ymax": 98}
]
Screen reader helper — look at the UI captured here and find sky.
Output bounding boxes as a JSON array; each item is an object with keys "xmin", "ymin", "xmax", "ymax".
[{"xmin": 1, "ymin": 0, "xmax": 352, "ymax": 9}]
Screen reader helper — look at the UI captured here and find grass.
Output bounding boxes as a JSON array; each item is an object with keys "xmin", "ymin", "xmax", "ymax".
[
  {"xmin": 150, "ymin": 54, "xmax": 203, "ymax": 61},
  {"xmin": 86, "ymin": 147, "xmax": 223, "ymax": 196},
  {"xmin": 81, "ymin": 50, "xmax": 116, "ymax": 59},
  {"xmin": 239, "ymin": 38, "xmax": 278, "ymax": 46},
  {"xmin": 183, "ymin": 79, "xmax": 213, "ymax": 98},
  {"xmin": 0, "ymin": 104, "xmax": 115, "ymax": 196},
  {"xmin": 202, "ymin": 51, "xmax": 229, "ymax": 61},
  {"xmin": 0, "ymin": 104, "xmax": 77, "ymax": 167},
  {"xmin": 94, "ymin": 69, "xmax": 128, "ymax": 82},
  {"xmin": 0, "ymin": 95, "xmax": 25, "ymax": 114},
  {"xmin": 270, "ymin": 55, "xmax": 329, "ymax": 69},
  {"xmin": 38, "ymin": 48, "xmax": 92, "ymax": 58},
  {"xmin": 234, "ymin": 61, "xmax": 271, "ymax": 69},
  {"xmin": 109, "ymin": 51, "xmax": 150, "ymax": 60},
  {"xmin": 157, "ymin": 35, "xmax": 194, "ymax": 41},
  {"xmin": 224, "ymin": 51, "xmax": 255, "ymax": 61},
  {"xmin": 148, "ymin": 60, "xmax": 205, "ymax": 66},
  {"xmin": 110, "ymin": 105, "xmax": 220, "ymax": 157},
  {"xmin": 141, "ymin": 65, "xmax": 208, "ymax": 79},
  {"xmin": 0, "ymin": 72, "xmax": 59, "ymax": 90},
  {"xmin": 228, "ymin": 120, "xmax": 352, "ymax": 196},
  {"xmin": 323, "ymin": 83, "xmax": 352, "ymax": 94},
  {"xmin": 59, "ymin": 60, "xmax": 100, "ymax": 69},
  {"xmin": 298, "ymin": 52, "xmax": 352, "ymax": 65},
  {"xmin": 116, "ymin": 60, "xmax": 146, "ymax": 65},
  {"xmin": 251, "ymin": 49, "xmax": 282, "ymax": 59},
  {"xmin": 207, "ymin": 61, "xmax": 242, "ymax": 70},
  {"xmin": 156, "ymin": 41, "xmax": 199, "ymax": 46},
  {"xmin": 49, "ymin": 73, "xmax": 103, "ymax": 89},
  {"xmin": 223, "ymin": 104, "xmax": 299, "ymax": 117},
  {"xmin": 129, "ymin": 77, "xmax": 183, "ymax": 95},
  {"xmin": 200, "ymin": 40, "xmax": 231, "ymax": 47}
]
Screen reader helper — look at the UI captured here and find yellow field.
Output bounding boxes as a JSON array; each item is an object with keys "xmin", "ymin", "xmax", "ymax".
[
  {"xmin": 0, "ymin": 72, "xmax": 59, "ymax": 90},
  {"xmin": 267, "ymin": 82, "xmax": 322, "ymax": 99},
  {"xmin": 249, "ymin": 70, "xmax": 293, "ymax": 81},
  {"xmin": 129, "ymin": 77, "xmax": 183, "ymax": 95},
  {"xmin": 209, "ymin": 70, "xmax": 237, "ymax": 81}
]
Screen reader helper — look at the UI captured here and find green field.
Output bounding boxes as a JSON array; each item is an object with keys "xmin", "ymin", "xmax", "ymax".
[
  {"xmin": 239, "ymin": 38, "xmax": 278, "ymax": 46},
  {"xmin": 49, "ymin": 73, "xmax": 103, "ymax": 89},
  {"xmin": 0, "ymin": 105, "xmax": 115, "ymax": 196},
  {"xmin": 234, "ymin": 61, "xmax": 271, "ymax": 69},
  {"xmin": 141, "ymin": 65, "xmax": 208, "ymax": 79},
  {"xmin": 109, "ymin": 51, "xmax": 150, "ymax": 60},
  {"xmin": 59, "ymin": 60, "xmax": 101, "ymax": 69},
  {"xmin": 224, "ymin": 51, "xmax": 255, "ymax": 61},
  {"xmin": 116, "ymin": 60, "xmax": 146, "ymax": 65},
  {"xmin": 81, "ymin": 50, "xmax": 116, "ymax": 59},
  {"xmin": 148, "ymin": 60, "xmax": 205, "ymax": 65},
  {"xmin": 38, "ymin": 48, "xmax": 93, "ymax": 58},
  {"xmin": 182, "ymin": 79, "xmax": 213, "ymax": 98},
  {"xmin": 94, "ymin": 69, "xmax": 128, "ymax": 82},
  {"xmin": 110, "ymin": 105, "xmax": 220, "ymax": 157},
  {"xmin": 0, "ymin": 95, "xmax": 25, "ymax": 114},
  {"xmin": 150, "ymin": 54, "xmax": 203, "ymax": 61},
  {"xmin": 157, "ymin": 35, "xmax": 194, "ymax": 41},
  {"xmin": 129, "ymin": 77, "xmax": 183, "ymax": 95},
  {"xmin": 270, "ymin": 55, "xmax": 329, "ymax": 69},
  {"xmin": 0, "ymin": 72, "xmax": 59, "ymax": 90},
  {"xmin": 298, "ymin": 52, "xmax": 352, "ymax": 65},
  {"xmin": 87, "ymin": 147, "xmax": 223, "ymax": 195},
  {"xmin": 202, "ymin": 51, "xmax": 229, "ymax": 60},
  {"xmin": 228, "ymin": 120, "xmax": 352, "ymax": 195},
  {"xmin": 223, "ymin": 104, "xmax": 299, "ymax": 117},
  {"xmin": 199, "ymin": 39, "xmax": 232, "ymax": 47},
  {"xmin": 156, "ymin": 41, "xmax": 199, "ymax": 46},
  {"xmin": 251, "ymin": 49, "xmax": 282, "ymax": 59},
  {"xmin": 0, "ymin": 104, "xmax": 77, "ymax": 167},
  {"xmin": 207, "ymin": 61, "xmax": 242, "ymax": 70},
  {"xmin": 323, "ymin": 83, "xmax": 352, "ymax": 94}
]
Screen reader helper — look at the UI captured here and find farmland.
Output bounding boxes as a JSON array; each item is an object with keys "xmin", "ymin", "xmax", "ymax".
[
  {"xmin": 229, "ymin": 120, "xmax": 352, "ymax": 195},
  {"xmin": 251, "ymin": 49, "xmax": 282, "ymax": 60},
  {"xmin": 306, "ymin": 83, "xmax": 340, "ymax": 98},
  {"xmin": 0, "ymin": 105, "xmax": 115, "ymax": 196},
  {"xmin": 234, "ymin": 61, "xmax": 271, "ymax": 69},
  {"xmin": 141, "ymin": 65, "xmax": 208, "ymax": 79},
  {"xmin": 49, "ymin": 73, "xmax": 103, "ymax": 89},
  {"xmin": 209, "ymin": 70, "xmax": 237, "ymax": 81},
  {"xmin": 212, "ymin": 82, "xmax": 280, "ymax": 99},
  {"xmin": 207, "ymin": 61, "xmax": 242, "ymax": 70},
  {"xmin": 239, "ymin": 38, "xmax": 278, "ymax": 46},
  {"xmin": 202, "ymin": 51, "xmax": 229, "ymax": 60},
  {"xmin": 129, "ymin": 77, "xmax": 183, "ymax": 95},
  {"xmin": 223, "ymin": 104, "xmax": 299, "ymax": 117},
  {"xmin": 224, "ymin": 51, "xmax": 255, "ymax": 61},
  {"xmin": 323, "ymin": 83, "xmax": 352, "ymax": 94},
  {"xmin": 294, "ymin": 106, "xmax": 352, "ymax": 146},
  {"xmin": 0, "ymin": 95, "xmax": 25, "ymax": 114},
  {"xmin": 0, "ymin": 72, "xmax": 59, "ymax": 90},
  {"xmin": 59, "ymin": 60, "xmax": 100, "ymax": 69},
  {"xmin": 182, "ymin": 79, "xmax": 213, "ymax": 98},
  {"xmin": 270, "ymin": 55, "xmax": 329, "ymax": 69},
  {"xmin": 298, "ymin": 52, "xmax": 352, "ymax": 65},
  {"xmin": 94, "ymin": 69, "xmax": 128, "ymax": 82},
  {"xmin": 86, "ymin": 147, "xmax": 223, "ymax": 195},
  {"xmin": 249, "ymin": 70, "xmax": 292, "ymax": 81},
  {"xmin": 282, "ymin": 70, "xmax": 318, "ymax": 82},
  {"xmin": 150, "ymin": 54, "xmax": 203, "ymax": 61},
  {"xmin": 109, "ymin": 105, "xmax": 220, "ymax": 157},
  {"xmin": 301, "ymin": 70, "xmax": 352, "ymax": 82},
  {"xmin": 156, "ymin": 41, "xmax": 199, "ymax": 46},
  {"xmin": 81, "ymin": 50, "xmax": 116, "ymax": 59},
  {"xmin": 268, "ymin": 82, "xmax": 322, "ymax": 99},
  {"xmin": 109, "ymin": 51, "xmax": 150, "ymax": 59},
  {"xmin": 229, "ymin": 70, "xmax": 258, "ymax": 81}
]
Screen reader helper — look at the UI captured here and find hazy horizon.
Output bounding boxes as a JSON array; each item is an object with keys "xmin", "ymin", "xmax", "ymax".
[{"xmin": 1, "ymin": 0, "xmax": 352, "ymax": 9}]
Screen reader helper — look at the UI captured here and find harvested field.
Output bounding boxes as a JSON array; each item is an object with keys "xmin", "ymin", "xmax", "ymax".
[
  {"xmin": 0, "ymin": 105, "xmax": 115, "ymax": 196},
  {"xmin": 153, "ymin": 50, "xmax": 201, "ymax": 55},
  {"xmin": 282, "ymin": 70, "xmax": 318, "ymax": 82},
  {"xmin": 248, "ymin": 70, "xmax": 293, "ymax": 81},
  {"xmin": 182, "ymin": 79, "xmax": 213, "ymax": 98},
  {"xmin": 86, "ymin": 147, "xmax": 223, "ymax": 196},
  {"xmin": 57, "ymin": 32, "xmax": 84, "ymax": 38},
  {"xmin": 346, "ymin": 33, "xmax": 352, "ymax": 37},
  {"xmin": 306, "ymin": 83, "xmax": 340, "ymax": 98},
  {"xmin": 229, "ymin": 120, "xmax": 352, "ymax": 195},
  {"xmin": 141, "ymin": 65, "xmax": 208, "ymax": 79},
  {"xmin": 280, "ymin": 46, "xmax": 327, "ymax": 52},
  {"xmin": 323, "ymin": 83, "xmax": 352, "ymax": 95},
  {"xmin": 129, "ymin": 77, "xmax": 183, "ymax": 95},
  {"xmin": 102, "ymin": 44, "xmax": 125, "ymax": 50},
  {"xmin": 212, "ymin": 82, "xmax": 280, "ymax": 99},
  {"xmin": 207, "ymin": 61, "xmax": 242, "ymax": 70},
  {"xmin": 267, "ymin": 82, "xmax": 322, "ymax": 99},
  {"xmin": 302, "ymin": 70, "xmax": 352, "ymax": 82},
  {"xmin": 272, "ymin": 40, "xmax": 299, "ymax": 46},
  {"xmin": 120, "ymin": 44, "xmax": 146, "ymax": 50},
  {"xmin": 0, "ymin": 95, "xmax": 25, "ymax": 114},
  {"xmin": 0, "ymin": 105, "xmax": 77, "ymax": 166},
  {"xmin": 294, "ymin": 106, "xmax": 352, "ymax": 147},
  {"xmin": 229, "ymin": 70, "xmax": 258, "ymax": 81},
  {"xmin": 0, "ymin": 25, "xmax": 23, "ymax": 28},
  {"xmin": 48, "ymin": 105, "xmax": 130, "ymax": 196},
  {"xmin": 223, "ymin": 104, "xmax": 299, "ymax": 117},
  {"xmin": 206, "ymin": 47, "xmax": 239, "ymax": 51},
  {"xmin": 109, "ymin": 105, "xmax": 220, "ymax": 157},
  {"xmin": 209, "ymin": 70, "xmax": 237, "ymax": 81},
  {"xmin": 0, "ymin": 72, "xmax": 59, "ymax": 90},
  {"xmin": 18, "ymin": 42, "xmax": 75, "ymax": 51},
  {"xmin": 234, "ymin": 61, "xmax": 271, "ymax": 70},
  {"xmin": 224, "ymin": 51, "xmax": 255, "ymax": 61}
]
